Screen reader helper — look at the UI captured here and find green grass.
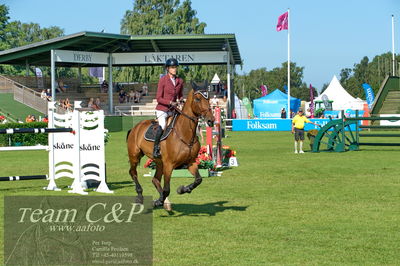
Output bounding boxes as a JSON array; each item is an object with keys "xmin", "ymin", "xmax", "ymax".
[
  {"xmin": 1, "ymin": 131, "xmax": 400, "ymax": 265},
  {"xmin": 0, "ymin": 93, "xmax": 44, "ymax": 121}
]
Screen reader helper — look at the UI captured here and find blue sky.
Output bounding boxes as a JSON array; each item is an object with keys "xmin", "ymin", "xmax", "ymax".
[{"xmin": 3, "ymin": 0, "xmax": 400, "ymax": 90}]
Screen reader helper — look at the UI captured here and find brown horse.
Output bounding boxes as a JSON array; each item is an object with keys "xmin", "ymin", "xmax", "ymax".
[{"xmin": 126, "ymin": 81, "xmax": 215, "ymax": 207}]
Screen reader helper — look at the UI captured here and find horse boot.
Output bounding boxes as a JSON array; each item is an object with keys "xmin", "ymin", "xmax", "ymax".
[{"xmin": 152, "ymin": 126, "xmax": 163, "ymax": 158}]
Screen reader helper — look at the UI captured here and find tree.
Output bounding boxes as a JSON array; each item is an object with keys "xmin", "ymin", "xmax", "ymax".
[
  {"xmin": 234, "ymin": 61, "xmax": 311, "ymax": 102},
  {"xmin": 0, "ymin": 4, "xmax": 65, "ymax": 76},
  {"xmin": 116, "ymin": 0, "xmax": 221, "ymax": 83},
  {"xmin": 339, "ymin": 52, "xmax": 400, "ymax": 99},
  {"xmin": 0, "ymin": 5, "xmax": 10, "ymax": 50}
]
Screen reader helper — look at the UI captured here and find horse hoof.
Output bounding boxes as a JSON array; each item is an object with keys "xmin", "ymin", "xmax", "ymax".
[
  {"xmin": 177, "ymin": 185, "xmax": 185, "ymax": 195},
  {"xmin": 135, "ymin": 196, "xmax": 144, "ymax": 204},
  {"xmin": 163, "ymin": 202, "xmax": 172, "ymax": 211},
  {"xmin": 152, "ymin": 199, "xmax": 163, "ymax": 208}
]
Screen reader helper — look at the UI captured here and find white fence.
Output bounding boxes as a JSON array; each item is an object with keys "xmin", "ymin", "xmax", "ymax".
[{"xmin": 0, "ymin": 75, "xmax": 47, "ymax": 114}]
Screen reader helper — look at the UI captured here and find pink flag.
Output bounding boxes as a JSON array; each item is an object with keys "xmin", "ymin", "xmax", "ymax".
[
  {"xmin": 260, "ymin": 85, "xmax": 268, "ymax": 96},
  {"xmin": 276, "ymin": 11, "xmax": 288, "ymax": 31},
  {"xmin": 310, "ymin": 84, "xmax": 314, "ymax": 118}
]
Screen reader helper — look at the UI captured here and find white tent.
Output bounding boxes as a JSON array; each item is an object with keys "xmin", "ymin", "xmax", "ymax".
[
  {"xmin": 211, "ymin": 73, "xmax": 221, "ymax": 84},
  {"xmin": 315, "ymin": 75, "xmax": 365, "ymax": 110}
]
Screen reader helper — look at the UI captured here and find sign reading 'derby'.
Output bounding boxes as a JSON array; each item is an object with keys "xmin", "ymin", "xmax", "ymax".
[
  {"xmin": 113, "ymin": 51, "xmax": 228, "ymax": 65},
  {"xmin": 4, "ymin": 196, "xmax": 153, "ymax": 266},
  {"xmin": 54, "ymin": 50, "xmax": 109, "ymax": 64}
]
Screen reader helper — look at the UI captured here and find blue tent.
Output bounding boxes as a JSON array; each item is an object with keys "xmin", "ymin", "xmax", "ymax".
[{"xmin": 253, "ymin": 89, "xmax": 301, "ymax": 118}]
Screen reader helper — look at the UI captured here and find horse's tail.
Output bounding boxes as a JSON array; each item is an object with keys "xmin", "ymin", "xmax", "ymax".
[{"xmin": 126, "ymin": 129, "xmax": 132, "ymax": 141}]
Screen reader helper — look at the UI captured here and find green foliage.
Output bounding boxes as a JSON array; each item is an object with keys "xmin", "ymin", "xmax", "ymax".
[
  {"xmin": 0, "ymin": 4, "xmax": 65, "ymax": 76},
  {"xmin": 0, "ymin": 122, "xmax": 48, "ymax": 146},
  {"xmin": 235, "ymin": 62, "xmax": 315, "ymax": 101},
  {"xmin": 340, "ymin": 52, "xmax": 400, "ymax": 98},
  {"xmin": 116, "ymin": 0, "xmax": 222, "ymax": 83}
]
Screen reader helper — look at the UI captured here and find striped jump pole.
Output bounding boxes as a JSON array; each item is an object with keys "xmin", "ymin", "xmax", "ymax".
[
  {"xmin": 0, "ymin": 128, "xmax": 73, "ymax": 134},
  {"xmin": 0, "ymin": 175, "xmax": 48, "ymax": 181}
]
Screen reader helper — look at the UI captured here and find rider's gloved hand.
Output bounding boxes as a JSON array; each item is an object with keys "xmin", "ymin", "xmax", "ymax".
[{"xmin": 170, "ymin": 101, "xmax": 179, "ymax": 107}]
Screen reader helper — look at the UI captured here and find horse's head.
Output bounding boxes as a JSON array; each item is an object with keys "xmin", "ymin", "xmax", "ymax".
[{"xmin": 189, "ymin": 81, "xmax": 214, "ymax": 127}]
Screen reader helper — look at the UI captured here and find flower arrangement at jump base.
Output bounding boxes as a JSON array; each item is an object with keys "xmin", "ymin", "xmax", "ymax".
[
  {"xmin": 143, "ymin": 145, "xmax": 237, "ymax": 172},
  {"xmin": 196, "ymin": 146, "xmax": 214, "ymax": 169},
  {"xmin": 221, "ymin": 145, "xmax": 238, "ymax": 167},
  {"xmin": 144, "ymin": 145, "xmax": 214, "ymax": 170}
]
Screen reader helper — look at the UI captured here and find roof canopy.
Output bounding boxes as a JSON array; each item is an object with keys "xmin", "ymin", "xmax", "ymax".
[
  {"xmin": 316, "ymin": 75, "xmax": 364, "ymax": 110},
  {"xmin": 253, "ymin": 89, "xmax": 301, "ymax": 118},
  {"xmin": 0, "ymin": 31, "xmax": 242, "ymax": 67}
]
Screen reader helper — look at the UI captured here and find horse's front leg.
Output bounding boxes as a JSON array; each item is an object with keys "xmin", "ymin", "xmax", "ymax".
[
  {"xmin": 153, "ymin": 163, "xmax": 173, "ymax": 208},
  {"xmin": 152, "ymin": 161, "xmax": 164, "ymax": 208},
  {"xmin": 177, "ymin": 162, "xmax": 202, "ymax": 195}
]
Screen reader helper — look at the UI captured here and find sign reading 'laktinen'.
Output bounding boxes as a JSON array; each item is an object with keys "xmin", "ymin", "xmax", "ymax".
[{"xmin": 54, "ymin": 49, "xmax": 228, "ymax": 65}]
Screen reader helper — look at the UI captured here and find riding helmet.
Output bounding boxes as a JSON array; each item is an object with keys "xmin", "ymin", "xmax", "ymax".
[{"xmin": 165, "ymin": 58, "xmax": 179, "ymax": 67}]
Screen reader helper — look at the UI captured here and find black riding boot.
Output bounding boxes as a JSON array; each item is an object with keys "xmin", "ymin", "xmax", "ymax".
[{"xmin": 153, "ymin": 126, "xmax": 163, "ymax": 158}]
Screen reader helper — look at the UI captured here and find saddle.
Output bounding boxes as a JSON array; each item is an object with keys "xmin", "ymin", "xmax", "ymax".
[{"xmin": 144, "ymin": 114, "xmax": 178, "ymax": 142}]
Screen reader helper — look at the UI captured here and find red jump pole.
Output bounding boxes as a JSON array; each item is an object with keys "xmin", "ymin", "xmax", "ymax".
[{"xmin": 215, "ymin": 107, "xmax": 222, "ymax": 167}]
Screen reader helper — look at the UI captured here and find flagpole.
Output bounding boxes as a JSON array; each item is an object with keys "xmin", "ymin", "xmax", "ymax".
[
  {"xmin": 392, "ymin": 15, "xmax": 395, "ymax": 76},
  {"xmin": 287, "ymin": 8, "xmax": 291, "ymax": 118}
]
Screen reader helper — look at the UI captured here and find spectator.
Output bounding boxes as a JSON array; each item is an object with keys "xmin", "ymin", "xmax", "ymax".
[
  {"xmin": 134, "ymin": 90, "xmax": 141, "ymax": 103},
  {"xmin": 119, "ymin": 89, "xmax": 127, "ymax": 103},
  {"xmin": 210, "ymin": 95, "xmax": 219, "ymax": 109},
  {"xmin": 88, "ymin": 98, "xmax": 94, "ymax": 109},
  {"xmin": 64, "ymin": 98, "xmax": 72, "ymax": 111},
  {"xmin": 142, "ymin": 83, "xmax": 148, "ymax": 96},
  {"xmin": 40, "ymin": 89, "xmax": 49, "ymax": 101},
  {"xmin": 46, "ymin": 89, "xmax": 52, "ymax": 101},
  {"xmin": 57, "ymin": 80, "xmax": 66, "ymax": 93},
  {"xmin": 101, "ymin": 80, "xmax": 109, "ymax": 93},
  {"xmin": 196, "ymin": 120, "xmax": 205, "ymax": 144},
  {"xmin": 93, "ymin": 98, "xmax": 101, "ymax": 110},
  {"xmin": 305, "ymin": 108, "xmax": 312, "ymax": 118},
  {"xmin": 59, "ymin": 99, "xmax": 65, "ymax": 109},
  {"xmin": 42, "ymin": 116, "xmax": 48, "ymax": 123},
  {"xmin": 25, "ymin": 115, "xmax": 33, "ymax": 123},
  {"xmin": 128, "ymin": 89, "xmax": 135, "ymax": 103},
  {"xmin": 281, "ymin": 108, "xmax": 287, "ymax": 119}
]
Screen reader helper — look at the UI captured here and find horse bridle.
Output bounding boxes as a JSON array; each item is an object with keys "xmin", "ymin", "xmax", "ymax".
[
  {"xmin": 173, "ymin": 90, "xmax": 211, "ymax": 123},
  {"xmin": 171, "ymin": 90, "xmax": 211, "ymax": 148}
]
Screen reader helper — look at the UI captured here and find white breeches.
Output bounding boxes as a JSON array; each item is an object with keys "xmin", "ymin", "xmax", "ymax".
[{"xmin": 156, "ymin": 110, "xmax": 172, "ymax": 130}]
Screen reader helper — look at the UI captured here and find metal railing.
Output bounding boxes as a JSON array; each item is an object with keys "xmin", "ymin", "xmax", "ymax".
[
  {"xmin": 0, "ymin": 75, "xmax": 47, "ymax": 114},
  {"xmin": 114, "ymin": 105, "xmax": 156, "ymax": 116}
]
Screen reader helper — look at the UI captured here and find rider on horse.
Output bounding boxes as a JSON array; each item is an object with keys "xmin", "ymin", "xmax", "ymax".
[{"xmin": 153, "ymin": 58, "xmax": 184, "ymax": 158}]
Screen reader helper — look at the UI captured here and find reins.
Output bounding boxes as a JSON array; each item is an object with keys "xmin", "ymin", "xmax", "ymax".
[
  {"xmin": 167, "ymin": 90, "xmax": 210, "ymax": 153},
  {"xmin": 171, "ymin": 106, "xmax": 199, "ymax": 149}
]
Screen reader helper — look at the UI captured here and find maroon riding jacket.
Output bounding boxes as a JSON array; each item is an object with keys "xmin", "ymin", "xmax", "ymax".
[{"xmin": 156, "ymin": 74, "xmax": 184, "ymax": 112}]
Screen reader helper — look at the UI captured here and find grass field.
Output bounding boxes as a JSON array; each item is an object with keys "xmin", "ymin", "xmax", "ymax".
[
  {"xmin": 0, "ymin": 93, "xmax": 44, "ymax": 121},
  {"xmin": 1, "ymin": 130, "xmax": 400, "ymax": 265}
]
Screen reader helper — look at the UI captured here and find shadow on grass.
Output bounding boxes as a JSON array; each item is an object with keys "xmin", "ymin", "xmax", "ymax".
[
  {"xmin": 160, "ymin": 201, "xmax": 248, "ymax": 217},
  {"xmin": 107, "ymin": 181, "xmax": 134, "ymax": 190}
]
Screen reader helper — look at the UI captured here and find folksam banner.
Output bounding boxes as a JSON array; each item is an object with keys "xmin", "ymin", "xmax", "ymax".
[
  {"xmin": 362, "ymin": 83, "xmax": 375, "ymax": 110},
  {"xmin": 232, "ymin": 119, "xmax": 329, "ymax": 131}
]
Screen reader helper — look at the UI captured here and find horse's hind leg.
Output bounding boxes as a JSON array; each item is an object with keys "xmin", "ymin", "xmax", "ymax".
[
  {"xmin": 177, "ymin": 162, "xmax": 202, "ymax": 195},
  {"xmin": 153, "ymin": 162, "xmax": 173, "ymax": 210},
  {"xmin": 129, "ymin": 151, "xmax": 144, "ymax": 204}
]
